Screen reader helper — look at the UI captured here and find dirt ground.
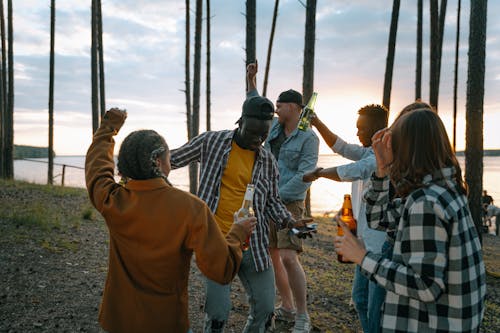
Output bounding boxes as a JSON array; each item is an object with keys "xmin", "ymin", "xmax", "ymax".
[{"xmin": 1, "ymin": 180, "xmax": 499, "ymax": 332}]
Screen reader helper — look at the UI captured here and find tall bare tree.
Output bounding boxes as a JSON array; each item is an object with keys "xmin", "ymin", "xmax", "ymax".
[
  {"xmin": 452, "ymin": 0, "xmax": 461, "ymax": 151},
  {"xmin": 465, "ymin": 0, "xmax": 487, "ymax": 241},
  {"xmin": 429, "ymin": 0, "xmax": 439, "ymax": 110},
  {"xmin": 97, "ymin": 0, "xmax": 105, "ymax": 117},
  {"xmin": 91, "ymin": 0, "xmax": 99, "ymax": 133},
  {"xmin": 4, "ymin": 0, "xmax": 13, "ymax": 179},
  {"xmin": 205, "ymin": 0, "xmax": 211, "ymax": 131},
  {"xmin": 263, "ymin": 0, "xmax": 279, "ymax": 97},
  {"xmin": 436, "ymin": 0, "xmax": 448, "ymax": 95},
  {"xmin": 429, "ymin": 0, "xmax": 447, "ymax": 111},
  {"xmin": 0, "ymin": 0, "xmax": 6, "ymax": 177},
  {"xmin": 48, "ymin": 0, "xmax": 56, "ymax": 185},
  {"xmin": 246, "ymin": 0, "xmax": 256, "ymax": 89},
  {"xmin": 415, "ymin": 0, "xmax": 423, "ymax": 100},
  {"xmin": 184, "ymin": 0, "xmax": 191, "ymax": 141},
  {"xmin": 189, "ymin": 0, "xmax": 203, "ymax": 194},
  {"xmin": 302, "ymin": 0, "xmax": 316, "ymax": 217},
  {"xmin": 184, "ymin": 0, "xmax": 196, "ymax": 192},
  {"xmin": 382, "ymin": 0, "xmax": 400, "ymax": 111}
]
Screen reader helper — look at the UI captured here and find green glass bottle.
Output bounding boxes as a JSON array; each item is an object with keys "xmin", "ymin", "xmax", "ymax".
[{"xmin": 297, "ymin": 92, "xmax": 318, "ymax": 131}]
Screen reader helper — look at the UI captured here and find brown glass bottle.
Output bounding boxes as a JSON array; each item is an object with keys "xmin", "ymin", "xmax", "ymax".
[
  {"xmin": 236, "ymin": 184, "xmax": 255, "ymax": 251},
  {"xmin": 337, "ymin": 194, "xmax": 357, "ymax": 263}
]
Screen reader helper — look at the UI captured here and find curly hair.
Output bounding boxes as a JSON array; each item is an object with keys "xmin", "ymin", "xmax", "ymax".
[
  {"xmin": 357, "ymin": 104, "xmax": 389, "ymax": 130},
  {"xmin": 117, "ymin": 130, "xmax": 169, "ymax": 181}
]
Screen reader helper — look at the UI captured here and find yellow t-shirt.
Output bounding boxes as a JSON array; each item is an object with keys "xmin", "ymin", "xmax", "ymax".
[{"xmin": 214, "ymin": 141, "xmax": 255, "ymax": 235}]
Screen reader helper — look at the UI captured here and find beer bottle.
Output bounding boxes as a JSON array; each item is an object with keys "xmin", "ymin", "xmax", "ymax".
[
  {"xmin": 337, "ymin": 194, "xmax": 357, "ymax": 264},
  {"xmin": 236, "ymin": 184, "xmax": 255, "ymax": 251},
  {"xmin": 298, "ymin": 92, "xmax": 318, "ymax": 131}
]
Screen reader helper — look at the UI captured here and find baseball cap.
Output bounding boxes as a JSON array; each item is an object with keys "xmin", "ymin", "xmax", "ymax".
[
  {"xmin": 241, "ymin": 95, "xmax": 275, "ymax": 120},
  {"xmin": 277, "ymin": 89, "xmax": 304, "ymax": 107}
]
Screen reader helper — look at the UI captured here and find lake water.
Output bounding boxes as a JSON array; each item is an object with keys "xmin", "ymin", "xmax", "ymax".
[{"xmin": 13, "ymin": 155, "xmax": 500, "ymax": 215}]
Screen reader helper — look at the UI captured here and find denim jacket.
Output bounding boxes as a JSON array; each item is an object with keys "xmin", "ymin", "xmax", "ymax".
[
  {"xmin": 264, "ymin": 118, "xmax": 319, "ymax": 203},
  {"xmin": 247, "ymin": 89, "xmax": 319, "ymax": 203}
]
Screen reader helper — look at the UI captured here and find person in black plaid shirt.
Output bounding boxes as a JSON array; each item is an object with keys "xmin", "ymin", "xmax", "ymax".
[
  {"xmin": 335, "ymin": 108, "xmax": 486, "ymax": 332},
  {"xmin": 170, "ymin": 94, "xmax": 309, "ymax": 333}
]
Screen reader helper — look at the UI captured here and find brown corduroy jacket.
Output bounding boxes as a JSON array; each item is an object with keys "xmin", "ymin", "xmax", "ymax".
[{"xmin": 85, "ymin": 110, "xmax": 245, "ymax": 333}]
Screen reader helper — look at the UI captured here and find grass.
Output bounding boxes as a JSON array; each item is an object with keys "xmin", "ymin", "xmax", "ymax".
[{"xmin": 0, "ymin": 179, "xmax": 97, "ymax": 251}]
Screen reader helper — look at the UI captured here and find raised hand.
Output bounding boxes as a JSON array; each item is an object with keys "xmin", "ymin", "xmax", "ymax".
[
  {"xmin": 371, "ymin": 128, "xmax": 393, "ymax": 178},
  {"xmin": 246, "ymin": 60, "xmax": 258, "ymax": 92},
  {"xmin": 105, "ymin": 107, "xmax": 127, "ymax": 119}
]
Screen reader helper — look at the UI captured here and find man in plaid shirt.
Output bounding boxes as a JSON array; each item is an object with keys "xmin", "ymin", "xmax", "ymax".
[
  {"xmin": 335, "ymin": 109, "xmax": 486, "ymax": 332},
  {"xmin": 170, "ymin": 94, "xmax": 303, "ymax": 332}
]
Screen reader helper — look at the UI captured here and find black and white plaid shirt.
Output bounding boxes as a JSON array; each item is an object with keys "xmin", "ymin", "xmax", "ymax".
[
  {"xmin": 361, "ymin": 167, "xmax": 486, "ymax": 332},
  {"xmin": 170, "ymin": 129, "xmax": 292, "ymax": 272},
  {"xmin": 363, "ymin": 174, "xmax": 401, "ymax": 245}
]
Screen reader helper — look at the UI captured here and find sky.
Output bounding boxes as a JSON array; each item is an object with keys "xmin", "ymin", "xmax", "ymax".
[{"xmin": 8, "ymin": 0, "xmax": 500, "ymax": 155}]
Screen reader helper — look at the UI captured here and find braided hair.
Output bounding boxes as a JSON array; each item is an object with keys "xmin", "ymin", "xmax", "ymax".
[{"xmin": 117, "ymin": 130, "xmax": 169, "ymax": 182}]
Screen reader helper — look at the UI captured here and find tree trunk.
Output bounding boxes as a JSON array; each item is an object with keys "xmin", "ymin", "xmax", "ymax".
[
  {"xmin": 48, "ymin": 0, "xmax": 56, "ymax": 185},
  {"xmin": 382, "ymin": 0, "xmax": 400, "ymax": 112},
  {"xmin": 189, "ymin": 0, "xmax": 202, "ymax": 195},
  {"xmin": 91, "ymin": 0, "xmax": 99, "ymax": 133},
  {"xmin": 429, "ymin": 0, "xmax": 447, "ymax": 111},
  {"xmin": 415, "ymin": 0, "xmax": 422, "ymax": 100},
  {"xmin": 302, "ymin": 0, "xmax": 316, "ymax": 217},
  {"xmin": 302, "ymin": 0, "xmax": 316, "ymax": 102},
  {"xmin": 429, "ymin": 0, "xmax": 439, "ymax": 110},
  {"xmin": 205, "ymin": 0, "xmax": 211, "ymax": 131},
  {"xmin": 97, "ymin": 0, "xmax": 105, "ymax": 117},
  {"xmin": 246, "ymin": 0, "xmax": 256, "ymax": 91},
  {"xmin": 4, "ymin": 0, "xmax": 13, "ymax": 179},
  {"xmin": 0, "ymin": 0, "xmax": 6, "ymax": 178},
  {"xmin": 436, "ymin": 0, "xmax": 448, "ymax": 97},
  {"xmin": 452, "ymin": 0, "xmax": 461, "ymax": 151},
  {"xmin": 263, "ymin": 0, "xmax": 279, "ymax": 97},
  {"xmin": 185, "ymin": 0, "xmax": 191, "ymax": 141},
  {"xmin": 465, "ymin": 0, "xmax": 487, "ymax": 242}
]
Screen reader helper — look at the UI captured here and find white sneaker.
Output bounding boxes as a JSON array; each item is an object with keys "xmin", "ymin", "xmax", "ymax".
[{"xmin": 292, "ymin": 313, "xmax": 311, "ymax": 333}]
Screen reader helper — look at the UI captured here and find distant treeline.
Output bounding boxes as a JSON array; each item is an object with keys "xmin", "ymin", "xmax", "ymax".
[
  {"xmin": 455, "ymin": 149, "xmax": 500, "ymax": 157},
  {"xmin": 14, "ymin": 145, "xmax": 55, "ymax": 159}
]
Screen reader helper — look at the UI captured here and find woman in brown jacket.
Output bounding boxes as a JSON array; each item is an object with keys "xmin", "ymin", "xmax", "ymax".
[{"xmin": 85, "ymin": 108, "xmax": 256, "ymax": 333}]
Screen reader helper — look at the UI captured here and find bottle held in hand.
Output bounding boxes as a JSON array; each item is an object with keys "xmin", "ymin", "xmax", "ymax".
[
  {"xmin": 298, "ymin": 92, "xmax": 318, "ymax": 131},
  {"xmin": 337, "ymin": 194, "xmax": 357, "ymax": 263},
  {"xmin": 236, "ymin": 184, "xmax": 255, "ymax": 251}
]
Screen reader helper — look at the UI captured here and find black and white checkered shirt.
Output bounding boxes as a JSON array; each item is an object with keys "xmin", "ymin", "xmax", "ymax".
[
  {"xmin": 170, "ymin": 129, "xmax": 292, "ymax": 272},
  {"xmin": 361, "ymin": 167, "xmax": 486, "ymax": 332}
]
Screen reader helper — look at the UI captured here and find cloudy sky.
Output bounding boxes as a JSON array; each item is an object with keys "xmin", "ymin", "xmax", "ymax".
[{"xmin": 9, "ymin": 0, "xmax": 500, "ymax": 155}]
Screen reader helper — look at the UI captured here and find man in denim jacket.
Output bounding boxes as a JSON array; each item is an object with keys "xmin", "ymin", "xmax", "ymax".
[{"xmin": 247, "ymin": 62, "xmax": 319, "ymax": 333}]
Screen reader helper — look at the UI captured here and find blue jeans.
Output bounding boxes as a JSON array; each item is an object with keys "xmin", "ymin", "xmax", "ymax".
[
  {"xmin": 204, "ymin": 250, "xmax": 275, "ymax": 333},
  {"xmin": 352, "ymin": 241, "xmax": 393, "ymax": 333}
]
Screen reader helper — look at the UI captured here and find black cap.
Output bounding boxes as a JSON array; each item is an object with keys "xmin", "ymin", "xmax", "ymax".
[
  {"xmin": 277, "ymin": 89, "xmax": 304, "ymax": 107},
  {"xmin": 241, "ymin": 96, "xmax": 275, "ymax": 120}
]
